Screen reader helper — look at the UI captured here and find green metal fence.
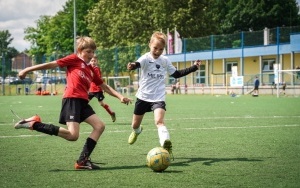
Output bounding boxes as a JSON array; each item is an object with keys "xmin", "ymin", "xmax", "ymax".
[{"xmin": 2, "ymin": 26, "xmax": 300, "ymax": 96}]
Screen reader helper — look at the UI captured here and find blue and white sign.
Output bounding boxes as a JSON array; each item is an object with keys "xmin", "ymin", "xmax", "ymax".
[{"xmin": 230, "ymin": 76, "xmax": 244, "ymax": 86}]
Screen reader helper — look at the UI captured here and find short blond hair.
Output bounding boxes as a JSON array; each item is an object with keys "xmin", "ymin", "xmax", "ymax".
[
  {"xmin": 150, "ymin": 31, "xmax": 167, "ymax": 46},
  {"xmin": 76, "ymin": 36, "xmax": 97, "ymax": 52}
]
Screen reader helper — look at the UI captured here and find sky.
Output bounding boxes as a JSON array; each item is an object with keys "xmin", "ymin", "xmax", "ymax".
[
  {"xmin": 0, "ymin": 0, "xmax": 300, "ymax": 52},
  {"xmin": 0, "ymin": 0, "xmax": 68, "ymax": 52}
]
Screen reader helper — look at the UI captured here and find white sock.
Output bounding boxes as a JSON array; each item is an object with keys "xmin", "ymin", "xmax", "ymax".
[
  {"xmin": 133, "ymin": 126, "xmax": 142, "ymax": 134},
  {"xmin": 158, "ymin": 126, "xmax": 170, "ymax": 146}
]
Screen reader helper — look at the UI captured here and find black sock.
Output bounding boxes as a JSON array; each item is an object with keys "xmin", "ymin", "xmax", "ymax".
[
  {"xmin": 78, "ymin": 137, "xmax": 97, "ymax": 163},
  {"xmin": 32, "ymin": 122, "xmax": 60, "ymax": 136}
]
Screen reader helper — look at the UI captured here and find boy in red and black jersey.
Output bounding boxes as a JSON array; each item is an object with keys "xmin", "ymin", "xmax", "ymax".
[
  {"xmin": 15, "ymin": 36, "xmax": 132, "ymax": 170},
  {"xmin": 88, "ymin": 55, "xmax": 116, "ymax": 122}
]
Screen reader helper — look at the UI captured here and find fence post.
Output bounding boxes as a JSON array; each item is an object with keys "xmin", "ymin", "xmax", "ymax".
[
  {"xmin": 1, "ymin": 52, "xmax": 5, "ymax": 95},
  {"xmin": 114, "ymin": 47, "xmax": 119, "ymax": 76}
]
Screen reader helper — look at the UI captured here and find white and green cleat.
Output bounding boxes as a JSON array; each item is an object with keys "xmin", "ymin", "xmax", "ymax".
[
  {"xmin": 163, "ymin": 139, "xmax": 174, "ymax": 160},
  {"xmin": 128, "ymin": 126, "xmax": 143, "ymax": 145}
]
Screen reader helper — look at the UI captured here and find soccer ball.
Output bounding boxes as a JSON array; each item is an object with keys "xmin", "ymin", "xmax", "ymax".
[{"xmin": 146, "ymin": 147, "xmax": 170, "ymax": 172}]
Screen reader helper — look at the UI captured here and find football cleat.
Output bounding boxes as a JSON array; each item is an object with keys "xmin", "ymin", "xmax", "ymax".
[
  {"xmin": 128, "ymin": 126, "xmax": 143, "ymax": 145},
  {"xmin": 111, "ymin": 112, "xmax": 116, "ymax": 122},
  {"xmin": 163, "ymin": 139, "xmax": 174, "ymax": 160},
  {"xmin": 14, "ymin": 115, "xmax": 41, "ymax": 130},
  {"xmin": 75, "ymin": 158, "xmax": 101, "ymax": 170}
]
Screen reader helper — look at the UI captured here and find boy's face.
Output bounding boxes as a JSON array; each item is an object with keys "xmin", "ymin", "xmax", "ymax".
[
  {"xmin": 149, "ymin": 38, "xmax": 165, "ymax": 59},
  {"xmin": 89, "ymin": 57, "xmax": 98, "ymax": 66},
  {"xmin": 78, "ymin": 48, "xmax": 95, "ymax": 63}
]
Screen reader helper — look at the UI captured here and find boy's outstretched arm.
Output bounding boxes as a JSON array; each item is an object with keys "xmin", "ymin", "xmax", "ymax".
[
  {"xmin": 100, "ymin": 83, "xmax": 132, "ymax": 105},
  {"xmin": 18, "ymin": 61, "xmax": 58, "ymax": 79},
  {"xmin": 171, "ymin": 60, "xmax": 202, "ymax": 79}
]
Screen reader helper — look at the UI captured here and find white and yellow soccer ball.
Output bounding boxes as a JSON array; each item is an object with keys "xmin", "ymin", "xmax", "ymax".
[{"xmin": 146, "ymin": 147, "xmax": 170, "ymax": 172}]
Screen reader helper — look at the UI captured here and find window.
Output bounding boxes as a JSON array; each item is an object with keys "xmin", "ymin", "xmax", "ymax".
[
  {"xmin": 226, "ymin": 62, "xmax": 238, "ymax": 72},
  {"xmin": 195, "ymin": 64, "xmax": 205, "ymax": 83},
  {"xmin": 262, "ymin": 59, "xmax": 275, "ymax": 71}
]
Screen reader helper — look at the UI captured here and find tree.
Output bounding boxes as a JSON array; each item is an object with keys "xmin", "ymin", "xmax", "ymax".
[
  {"xmin": 86, "ymin": 0, "xmax": 211, "ymax": 75},
  {"xmin": 209, "ymin": 0, "xmax": 300, "ymax": 34},
  {"xmin": 0, "ymin": 30, "xmax": 19, "ymax": 78},
  {"xmin": 24, "ymin": 15, "xmax": 52, "ymax": 63},
  {"xmin": 24, "ymin": 0, "xmax": 98, "ymax": 60},
  {"xmin": 87, "ymin": 0, "xmax": 211, "ymax": 48},
  {"xmin": 22, "ymin": 0, "xmax": 300, "ymax": 75}
]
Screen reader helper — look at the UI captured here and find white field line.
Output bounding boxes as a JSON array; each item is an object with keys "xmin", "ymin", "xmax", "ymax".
[
  {"xmin": 183, "ymin": 124, "xmax": 300, "ymax": 130},
  {"xmin": 1, "ymin": 124, "xmax": 299, "ymax": 139},
  {"xmin": 166, "ymin": 115, "xmax": 300, "ymax": 120},
  {"xmin": 0, "ymin": 134, "xmax": 45, "ymax": 138}
]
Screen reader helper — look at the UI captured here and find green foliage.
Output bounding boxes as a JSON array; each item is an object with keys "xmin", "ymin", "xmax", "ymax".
[
  {"xmin": 86, "ymin": 0, "xmax": 211, "ymax": 48},
  {"xmin": 24, "ymin": 15, "xmax": 52, "ymax": 58},
  {"xmin": 210, "ymin": 0, "xmax": 300, "ymax": 34},
  {"xmin": 96, "ymin": 44, "xmax": 148, "ymax": 77},
  {"xmin": 0, "ymin": 30, "xmax": 19, "ymax": 58},
  {"xmin": 0, "ymin": 30, "xmax": 19, "ymax": 77},
  {"xmin": 185, "ymin": 36, "xmax": 211, "ymax": 52},
  {"xmin": 21, "ymin": 0, "xmax": 300, "ymax": 73},
  {"xmin": 24, "ymin": 0, "xmax": 98, "ymax": 58}
]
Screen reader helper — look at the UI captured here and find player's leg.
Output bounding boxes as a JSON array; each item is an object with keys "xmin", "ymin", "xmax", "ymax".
[
  {"xmin": 128, "ymin": 114, "xmax": 144, "ymax": 144},
  {"xmin": 14, "ymin": 115, "xmax": 72, "ymax": 138},
  {"xmin": 153, "ymin": 102, "xmax": 173, "ymax": 158},
  {"xmin": 128, "ymin": 99, "xmax": 148, "ymax": 144},
  {"xmin": 59, "ymin": 98, "xmax": 103, "ymax": 169},
  {"xmin": 100, "ymin": 100, "xmax": 116, "ymax": 122},
  {"xmin": 154, "ymin": 108, "xmax": 170, "ymax": 146},
  {"xmin": 75, "ymin": 111, "xmax": 105, "ymax": 170},
  {"xmin": 85, "ymin": 114, "xmax": 105, "ymax": 141},
  {"xmin": 58, "ymin": 122, "xmax": 80, "ymax": 141},
  {"xmin": 13, "ymin": 103, "xmax": 80, "ymax": 140},
  {"xmin": 97, "ymin": 92, "xmax": 116, "ymax": 122}
]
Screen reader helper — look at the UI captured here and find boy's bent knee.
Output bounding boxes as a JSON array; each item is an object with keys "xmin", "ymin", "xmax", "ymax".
[
  {"xmin": 94, "ymin": 124, "xmax": 105, "ymax": 133},
  {"xmin": 65, "ymin": 134, "xmax": 79, "ymax": 141}
]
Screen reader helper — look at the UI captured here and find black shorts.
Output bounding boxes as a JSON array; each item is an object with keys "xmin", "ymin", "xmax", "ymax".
[
  {"xmin": 254, "ymin": 86, "xmax": 259, "ymax": 90},
  {"xmin": 59, "ymin": 98, "xmax": 95, "ymax": 125},
  {"xmin": 88, "ymin": 91, "xmax": 105, "ymax": 101},
  {"xmin": 134, "ymin": 98, "xmax": 166, "ymax": 115}
]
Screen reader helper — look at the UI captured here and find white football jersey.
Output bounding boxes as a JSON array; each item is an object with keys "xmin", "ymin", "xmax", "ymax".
[{"xmin": 135, "ymin": 52, "xmax": 176, "ymax": 102}]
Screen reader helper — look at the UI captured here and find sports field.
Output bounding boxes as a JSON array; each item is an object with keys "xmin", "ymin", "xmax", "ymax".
[{"xmin": 0, "ymin": 94, "xmax": 299, "ymax": 187}]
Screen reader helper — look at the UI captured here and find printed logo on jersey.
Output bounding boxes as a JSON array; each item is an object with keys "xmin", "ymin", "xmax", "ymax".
[
  {"xmin": 149, "ymin": 61, "xmax": 154, "ymax": 64},
  {"xmin": 78, "ymin": 70, "xmax": 92, "ymax": 84},
  {"xmin": 81, "ymin": 63, "xmax": 85, "ymax": 68},
  {"xmin": 156, "ymin": 64, "xmax": 160, "ymax": 69},
  {"xmin": 147, "ymin": 73, "xmax": 164, "ymax": 79}
]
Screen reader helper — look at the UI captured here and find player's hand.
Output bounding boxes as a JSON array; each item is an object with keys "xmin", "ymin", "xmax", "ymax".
[
  {"xmin": 18, "ymin": 70, "xmax": 27, "ymax": 80},
  {"xmin": 194, "ymin": 60, "xmax": 202, "ymax": 69},
  {"xmin": 127, "ymin": 62, "xmax": 135, "ymax": 70},
  {"xmin": 121, "ymin": 97, "xmax": 133, "ymax": 105}
]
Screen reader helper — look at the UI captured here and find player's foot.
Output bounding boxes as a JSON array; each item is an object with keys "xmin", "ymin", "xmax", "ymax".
[
  {"xmin": 111, "ymin": 112, "xmax": 116, "ymax": 122},
  {"xmin": 128, "ymin": 126, "xmax": 143, "ymax": 145},
  {"xmin": 163, "ymin": 139, "xmax": 174, "ymax": 160},
  {"xmin": 75, "ymin": 158, "xmax": 101, "ymax": 170},
  {"xmin": 14, "ymin": 115, "xmax": 41, "ymax": 130}
]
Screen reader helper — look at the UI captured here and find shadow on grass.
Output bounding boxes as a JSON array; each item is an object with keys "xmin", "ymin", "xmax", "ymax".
[
  {"xmin": 49, "ymin": 157, "xmax": 262, "ymax": 172},
  {"xmin": 48, "ymin": 164, "xmax": 146, "ymax": 172},
  {"xmin": 172, "ymin": 157, "xmax": 263, "ymax": 166}
]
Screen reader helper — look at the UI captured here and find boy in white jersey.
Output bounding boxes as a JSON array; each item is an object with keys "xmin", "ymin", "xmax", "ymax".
[{"xmin": 127, "ymin": 31, "xmax": 201, "ymax": 158}]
